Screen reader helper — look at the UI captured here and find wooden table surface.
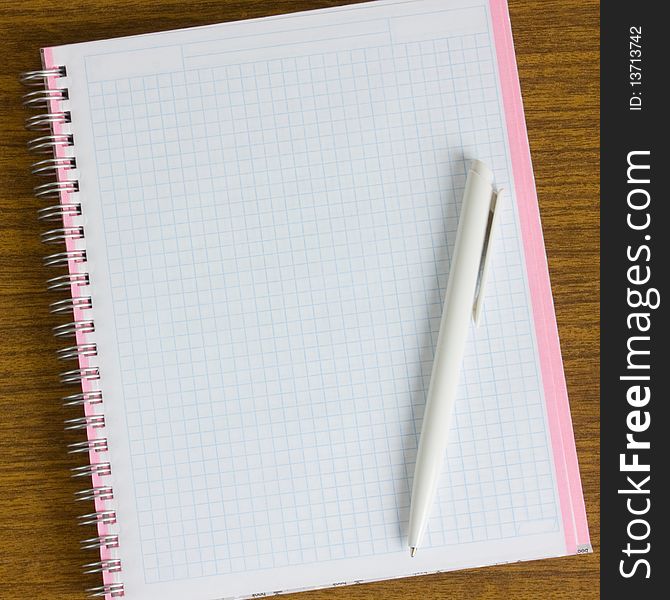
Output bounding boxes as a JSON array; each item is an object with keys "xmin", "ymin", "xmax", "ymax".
[{"xmin": 0, "ymin": 1, "xmax": 598, "ymax": 598}]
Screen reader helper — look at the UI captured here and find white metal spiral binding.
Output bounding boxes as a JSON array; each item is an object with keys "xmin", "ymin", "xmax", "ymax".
[
  {"xmin": 83, "ymin": 559, "xmax": 122, "ymax": 575},
  {"xmin": 65, "ymin": 416, "xmax": 106, "ymax": 432},
  {"xmin": 52, "ymin": 320, "xmax": 95, "ymax": 338},
  {"xmin": 19, "ymin": 66, "xmax": 66, "ymax": 86},
  {"xmin": 43, "ymin": 249, "xmax": 87, "ymax": 268},
  {"xmin": 41, "ymin": 225, "xmax": 84, "ymax": 244},
  {"xmin": 62, "ymin": 390, "xmax": 104, "ymax": 407},
  {"xmin": 46, "ymin": 272, "xmax": 89, "ymax": 291},
  {"xmin": 22, "ymin": 88, "xmax": 68, "ymax": 107},
  {"xmin": 69, "ymin": 439, "xmax": 109, "ymax": 454},
  {"xmin": 25, "ymin": 111, "xmax": 71, "ymax": 131},
  {"xmin": 71, "ymin": 462, "xmax": 112, "ymax": 478},
  {"xmin": 87, "ymin": 584, "xmax": 124, "ymax": 598},
  {"xmin": 38, "ymin": 203, "xmax": 82, "ymax": 222},
  {"xmin": 80, "ymin": 535, "xmax": 119, "ymax": 551},
  {"xmin": 57, "ymin": 343, "xmax": 97, "ymax": 360},
  {"xmin": 35, "ymin": 179, "xmax": 79, "ymax": 198},
  {"xmin": 76, "ymin": 487, "xmax": 115, "ymax": 502},
  {"xmin": 27, "ymin": 134, "xmax": 73, "ymax": 154},
  {"xmin": 50, "ymin": 297, "xmax": 93, "ymax": 315},
  {"xmin": 21, "ymin": 65, "xmax": 123, "ymax": 598},
  {"xmin": 31, "ymin": 156, "xmax": 76, "ymax": 176},
  {"xmin": 78, "ymin": 511, "xmax": 117, "ymax": 527},
  {"xmin": 60, "ymin": 367, "xmax": 100, "ymax": 385}
]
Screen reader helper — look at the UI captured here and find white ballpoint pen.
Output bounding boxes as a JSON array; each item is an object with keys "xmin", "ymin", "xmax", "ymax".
[{"xmin": 408, "ymin": 160, "xmax": 503, "ymax": 556}]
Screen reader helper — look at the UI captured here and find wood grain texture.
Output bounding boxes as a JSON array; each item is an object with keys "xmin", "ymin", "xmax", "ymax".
[{"xmin": 0, "ymin": 1, "xmax": 599, "ymax": 598}]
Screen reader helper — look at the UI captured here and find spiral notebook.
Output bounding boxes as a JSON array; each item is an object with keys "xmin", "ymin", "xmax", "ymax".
[{"xmin": 21, "ymin": 0, "xmax": 590, "ymax": 598}]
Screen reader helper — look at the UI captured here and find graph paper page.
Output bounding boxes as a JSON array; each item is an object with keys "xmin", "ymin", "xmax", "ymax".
[{"xmin": 49, "ymin": 1, "xmax": 586, "ymax": 598}]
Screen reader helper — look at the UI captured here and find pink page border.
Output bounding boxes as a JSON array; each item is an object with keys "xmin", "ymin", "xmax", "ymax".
[
  {"xmin": 42, "ymin": 47, "xmax": 118, "ymax": 596},
  {"xmin": 489, "ymin": 0, "xmax": 590, "ymax": 553}
]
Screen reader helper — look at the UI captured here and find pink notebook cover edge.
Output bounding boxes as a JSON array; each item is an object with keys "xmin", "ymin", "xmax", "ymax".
[
  {"xmin": 489, "ymin": 0, "xmax": 590, "ymax": 554},
  {"xmin": 42, "ymin": 46, "xmax": 116, "ymax": 595}
]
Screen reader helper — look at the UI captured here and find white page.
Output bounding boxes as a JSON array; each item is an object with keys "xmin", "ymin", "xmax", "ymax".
[{"xmin": 50, "ymin": 1, "xmax": 568, "ymax": 598}]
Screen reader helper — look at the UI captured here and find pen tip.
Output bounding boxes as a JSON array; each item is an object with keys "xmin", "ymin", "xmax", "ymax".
[{"xmin": 410, "ymin": 547, "xmax": 417, "ymax": 558}]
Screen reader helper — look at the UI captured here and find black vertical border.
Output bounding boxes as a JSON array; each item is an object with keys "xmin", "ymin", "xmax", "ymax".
[{"xmin": 601, "ymin": 2, "xmax": 666, "ymax": 596}]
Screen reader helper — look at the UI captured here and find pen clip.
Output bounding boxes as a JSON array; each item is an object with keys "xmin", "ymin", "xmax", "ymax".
[{"xmin": 472, "ymin": 188, "xmax": 504, "ymax": 327}]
